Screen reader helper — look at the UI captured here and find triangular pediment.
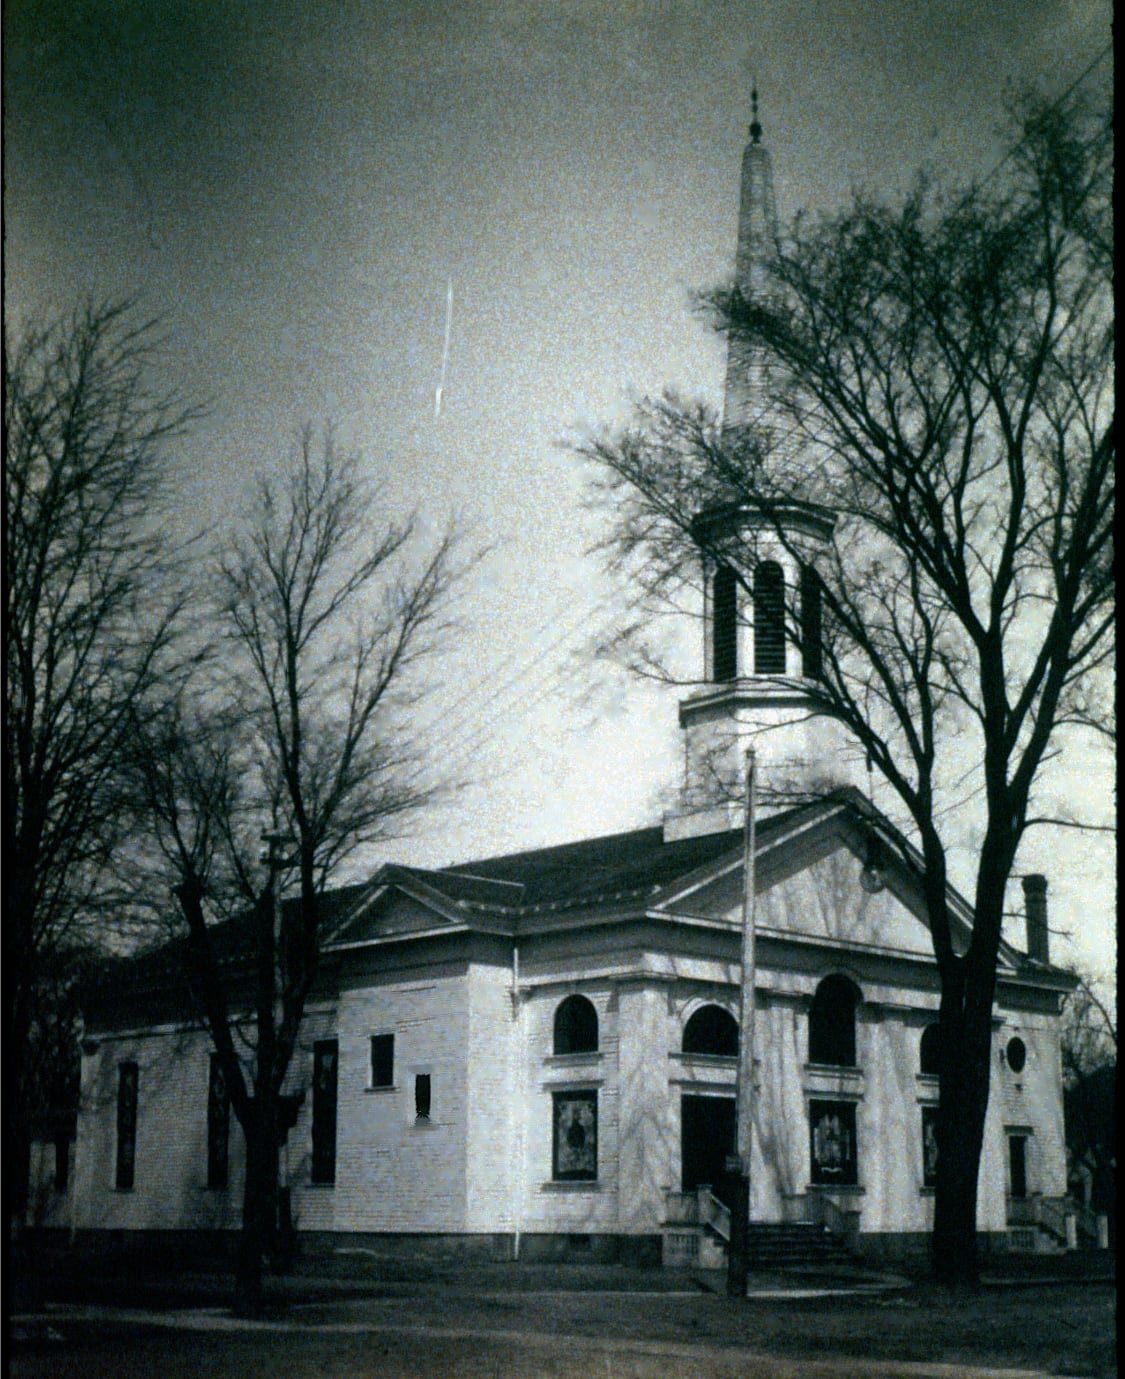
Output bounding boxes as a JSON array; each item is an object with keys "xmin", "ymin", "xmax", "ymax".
[
  {"xmin": 326, "ymin": 870, "xmax": 464, "ymax": 947},
  {"xmin": 653, "ymin": 798, "xmax": 990, "ymax": 964}
]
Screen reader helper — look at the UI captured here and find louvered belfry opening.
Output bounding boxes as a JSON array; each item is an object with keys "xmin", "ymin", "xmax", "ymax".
[
  {"xmin": 712, "ymin": 564, "xmax": 739, "ymax": 681},
  {"xmin": 753, "ymin": 561, "xmax": 785, "ymax": 673}
]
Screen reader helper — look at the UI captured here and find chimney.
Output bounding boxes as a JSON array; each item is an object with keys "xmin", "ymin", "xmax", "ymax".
[{"xmin": 1022, "ymin": 874, "xmax": 1049, "ymax": 963}]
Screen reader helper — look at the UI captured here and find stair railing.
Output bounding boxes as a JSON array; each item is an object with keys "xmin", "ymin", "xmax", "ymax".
[
  {"xmin": 1035, "ymin": 1195, "xmax": 1072, "ymax": 1246},
  {"xmin": 662, "ymin": 1190, "xmax": 699, "ymax": 1226},
  {"xmin": 807, "ymin": 1187, "xmax": 860, "ymax": 1243},
  {"xmin": 697, "ymin": 1185, "xmax": 731, "ymax": 1243}
]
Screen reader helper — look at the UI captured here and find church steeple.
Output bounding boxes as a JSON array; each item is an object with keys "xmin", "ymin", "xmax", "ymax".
[
  {"xmin": 664, "ymin": 94, "xmax": 855, "ymax": 841},
  {"xmin": 722, "ymin": 88, "xmax": 779, "ymax": 437}
]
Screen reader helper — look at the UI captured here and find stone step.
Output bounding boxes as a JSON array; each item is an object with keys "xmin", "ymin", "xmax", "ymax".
[{"xmin": 744, "ymin": 1223, "xmax": 855, "ymax": 1267}]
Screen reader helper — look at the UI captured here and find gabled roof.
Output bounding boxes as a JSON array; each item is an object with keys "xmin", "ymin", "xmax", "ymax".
[
  {"xmin": 327, "ymin": 788, "xmax": 1065, "ymax": 988},
  {"xmin": 87, "ymin": 880, "xmax": 378, "ymax": 1013},
  {"xmin": 327, "ymin": 816, "xmax": 804, "ymax": 945},
  {"xmin": 88, "ymin": 789, "xmax": 1072, "ymax": 1022}
]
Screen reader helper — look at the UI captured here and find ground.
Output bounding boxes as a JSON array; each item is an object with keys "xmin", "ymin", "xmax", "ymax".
[{"xmin": 10, "ymin": 1243, "xmax": 1116, "ymax": 1379}]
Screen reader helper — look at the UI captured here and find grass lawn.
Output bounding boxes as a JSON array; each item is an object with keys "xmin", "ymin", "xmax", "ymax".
[{"xmin": 12, "ymin": 1243, "xmax": 1116, "ymax": 1378}]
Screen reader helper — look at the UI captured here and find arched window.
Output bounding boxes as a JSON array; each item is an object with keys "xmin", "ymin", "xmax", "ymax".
[
  {"xmin": 919, "ymin": 1023, "xmax": 941, "ymax": 1076},
  {"xmin": 683, "ymin": 1005, "xmax": 739, "ymax": 1057},
  {"xmin": 712, "ymin": 564, "xmax": 738, "ymax": 682},
  {"xmin": 800, "ymin": 564, "xmax": 823, "ymax": 679},
  {"xmin": 808, "ymin": 975, "xmax": 858, "ymax": 1067},
  {"xmin": 753, "ymin": 561, "xmax": 786, "ymax": 673},
  {"xmin": 554, "ymin": 994, "xmax": 598, "ymax": 1055}
]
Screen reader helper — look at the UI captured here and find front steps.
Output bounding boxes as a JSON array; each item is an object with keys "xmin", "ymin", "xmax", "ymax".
[
  {"xmin": 662, "ymin": 1214, "xmax": 854, "ymax": 1271},
  {"xmin": 743, "ymin": 1221, "xmax": 855, "ymax": 1268}
]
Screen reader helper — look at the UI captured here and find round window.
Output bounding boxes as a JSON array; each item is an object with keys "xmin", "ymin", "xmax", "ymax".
[{"xmin": 1006, "ymin": 1036, "xmax": 1027, "ymax": 1073}]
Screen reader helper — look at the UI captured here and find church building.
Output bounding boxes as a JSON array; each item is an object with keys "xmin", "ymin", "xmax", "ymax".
[{"xmin": 61, "ymin": 103, "xmax": 1078, "ymax": 1266}]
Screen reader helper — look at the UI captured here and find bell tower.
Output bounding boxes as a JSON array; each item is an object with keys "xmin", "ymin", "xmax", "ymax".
[{"xmin": 667, "ymin": 94, "xmax": 856, "ymax": 840}]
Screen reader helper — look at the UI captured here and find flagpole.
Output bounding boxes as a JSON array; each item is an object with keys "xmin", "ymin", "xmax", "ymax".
[{"xmin": 727, "ymin": 747, "xmax": 756, "ymax": 1297}]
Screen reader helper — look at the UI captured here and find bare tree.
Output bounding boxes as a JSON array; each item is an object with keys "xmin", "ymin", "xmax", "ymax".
[
  {"xmin": 1060, "ymin": 970, "xmax": 1115, "ymax": 1236},
  {"xmin": 578, "ymin": 95, "xmax": 1113, "ymax": 1285},
  {"xmin": 128, "ymin": 432, "xmax": 468, "ymax": 1313},
  {"xmin": 4, "ymin": 300, "xmax": 195, "ymax": 1231}
]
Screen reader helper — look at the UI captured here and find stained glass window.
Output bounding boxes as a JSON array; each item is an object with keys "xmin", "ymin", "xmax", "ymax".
[
  {"xmin": 552, "ymin": 1090, "xmax": 597, "ymax": 1181},
  {"xmin": 922, "ymin": 1106, "xmax": 939, "ymax": 1187},
  {"xmin": 809, "ymin": 1098, "xmax": 858, "ymax": 1186}
]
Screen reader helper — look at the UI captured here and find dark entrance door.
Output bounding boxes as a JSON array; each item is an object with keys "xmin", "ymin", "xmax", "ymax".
[
  {"xmin": 681, "ymin": 1094, "xmax": 737, "ymax": 1209},
  {"xmin": 1008, "ymin": 1135, "xmax": 1028, "ymax": 1199}
]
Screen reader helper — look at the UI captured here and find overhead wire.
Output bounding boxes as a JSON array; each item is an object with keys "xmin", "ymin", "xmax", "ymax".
[
  {"xmin": 418, "ymin": 594, "xmax": 628, "ymax": 770},
  {"xmin": 410, "ymin": 43, "xmax": 1115, "ymax": 823}
]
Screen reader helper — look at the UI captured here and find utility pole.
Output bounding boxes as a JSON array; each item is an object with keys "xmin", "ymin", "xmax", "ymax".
[
  {"xmin": 726, "ymin": 749, "xmax": 757, "ymax": 1297},
  {"xmin": 260, "ymin": 829, "xmax": 296, "ymax": 1266}
]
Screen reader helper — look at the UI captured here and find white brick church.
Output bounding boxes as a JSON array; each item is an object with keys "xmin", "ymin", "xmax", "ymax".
[{"xmin": 61, "ymin": 105, "xmax": 1077, "ymax": 1265}]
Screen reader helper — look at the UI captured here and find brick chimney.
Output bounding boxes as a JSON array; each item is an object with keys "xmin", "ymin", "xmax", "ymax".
[{"xmin": 1022, "ymin": 874, "xmax": 1049, "ymax": 963}]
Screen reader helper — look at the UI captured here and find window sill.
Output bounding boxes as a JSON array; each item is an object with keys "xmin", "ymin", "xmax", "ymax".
[
  {"xmin": 541, "ymin": 1180, "xmax": 603, "ymax": 1192},
  {"xmin": 669, "ymin": 1052, "xmax": 740, "ymax": 1066},
  {"xmin": 808, "ymin": 1183, "xmax": 865, "ymax": 1195},
  {"xmin": 546, "ymin": 1052, "xmax": 602, "ymax": 1067},
  {"xmin": 365, "ymin": 1084, "xmax": 398, "ymax": 1094},
  {"xmin": 307, "ymin": 1181, "xmax": 336, "ymax": 1189},
  {"xmin": 803, "ymin": 1066, "xmax": 864, "ymax": 1099}
]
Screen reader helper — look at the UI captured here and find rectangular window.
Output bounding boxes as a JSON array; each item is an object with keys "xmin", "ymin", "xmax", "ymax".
[
  {"xmin": 414, "ymin": 1072, "xmax": 431, "ymax": 1121},
  {"xmin": 921, "ymin": 1106, "xmax": 939, "ymax": 1188},
  {"xmin": 809, "ymin": 1098, "xmax": 858, "ymax": 1186},
  {"xmin": 370, "ymin": 1033, "xmax": 394, "ymax": 1088},
  {"xmin": 207, "ymin": 1054, "xmax": 230, "ymax": 1189},
  {"xmin": 115, "ymin": 1061, "xmax": 138, "ymax": 1190},
  {"xmin": 311, "ymin": 1040, "xmax": 338, "ymax": 1185},
  {"xmin": 54, "ymin": 1135, "xmax": 70, "ymax": 1193},
  {"xmin": 552, "ymin": 1090, "xmax": 598, "ymax": 1182}
]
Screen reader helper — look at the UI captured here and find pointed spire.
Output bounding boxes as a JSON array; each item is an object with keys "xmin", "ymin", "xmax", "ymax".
[
  {"xmin": 749, "ymin": 86, "xmax": 762, "ymax": 145},
  {"xmin": 722, "ymin": 88, "xmax": 779, "ymax": 436}
]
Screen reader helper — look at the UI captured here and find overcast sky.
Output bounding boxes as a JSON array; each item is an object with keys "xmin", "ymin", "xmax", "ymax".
[{"xmin": 4, "ymin": 0, "xmax": 1114, "ymax": 981}]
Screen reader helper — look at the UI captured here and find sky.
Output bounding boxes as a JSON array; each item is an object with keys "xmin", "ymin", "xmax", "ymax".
[{"xmin": 4, "ymin": 0, "xmax": 1114, "ymax": 985}]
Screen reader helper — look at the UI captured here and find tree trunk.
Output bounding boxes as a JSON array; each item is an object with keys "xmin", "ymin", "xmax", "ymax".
[
  {"xmin": 234, "ymin": 1101, "xmax": 279, "ymax": 1316},
  {"xmin": 932, "ymin": 1057, "xmax": 987, "ymax": 1287},
  {"xmin": 931, "ymin": 874, "xmax": 1005, "ymax": 1288}
]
